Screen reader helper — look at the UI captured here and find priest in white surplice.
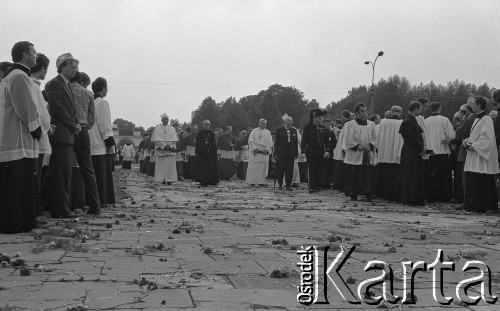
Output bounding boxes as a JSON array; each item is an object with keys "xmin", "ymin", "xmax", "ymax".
[
  {"xmin": 246, "ymin": 119, "xmax": 273, "ymax": 186},
  {"xmin": 375, "ymin": 105, "xmax": 403, "ymax": 200},
  {"xmin": 463, "ymin": 96, "xmax": 499, "ymax": 212},
  {"xmin": 152, "ymin": 114, "xmax": 179, "ymax": 185},
  {"xmin": 424, "ymin": 101, "xmax": 455, "ymax": 202},
  {"xmin": 342, "ymin": 103, "xmax": 377, "ymax": 200}
]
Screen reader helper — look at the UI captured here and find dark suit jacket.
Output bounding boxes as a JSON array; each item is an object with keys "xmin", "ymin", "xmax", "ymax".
[
  {"xmin": 300, "ymin": 123, "xmax": 331, "ymax": 155},
  {"xmin": 450, "ymin": 113, "xmax": 476, "ymax": 162},
  {"xmin": 46, "ymin": 75, "xmax": 78, "ymax": 144},
  {"xmin": 274, "ymin": 126, "xmax": 299, "ymax": 159}
]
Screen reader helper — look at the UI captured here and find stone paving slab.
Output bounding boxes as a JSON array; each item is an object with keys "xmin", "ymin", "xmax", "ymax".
[
  {"xmin": 1, "ymin": 168, "xmax": 499, "ymax": 310},
  {"xmin": 181, "ymin": 260, "xmax": 267, "ymax": 275}
]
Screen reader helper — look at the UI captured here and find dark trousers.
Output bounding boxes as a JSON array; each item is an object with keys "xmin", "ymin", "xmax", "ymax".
[
  {"xmin": 344, "ymin": 164, "xmax": 372, "ymax": 197},
  {"xmin": 454, "ymin": 160, "xmax": 464, "ymax": 203},
  {"xmin": 427, "ymin": 154, "xmax": 452, "ymax": 202},
  {"xmin": 183, "ymin": 161, "xmax": 190, "ymax": 179},
  {"xmin": 0, "ymin": 158, "xmax": 37, "ymax": 233},
  {"xmin": 307, "ymin": 152, "xmax": 323, "ymax": 190},
  {"xmin": 36, "ymin": 154, "xmax": 44, "ymax": 215},
  {"xmin": 321, "ymin": 159, "xmax": 334, "ymax": 187},
  {"xmin": 277, "ymin": 157, "xmax": 294, "ymax": 188},
  {"xmin": 43, "ymin": 143, "xmax": 73, "ymax": 217},
  {"xmin": 92, "ymin": 154, "xmax": 116, "ymax": 205},
  {"xmin": 74, "ymin": 128, "xmax": 100, "ymax": 213},
  {"xmin": 188, "ymin": 156, "xmax": 198, "ymax": 180},
  {"xmin": 332, "ymin": 160, "xmax": 344, "ymax": 190}
]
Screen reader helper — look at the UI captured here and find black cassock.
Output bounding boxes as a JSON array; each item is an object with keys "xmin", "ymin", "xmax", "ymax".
[
  {"xmin": 196, "ymin": 130, "xmax": 219, "ymax": 185},
  {"xmin": 395, "ymin": 114, "xmax": 426, "ymax": 204}
]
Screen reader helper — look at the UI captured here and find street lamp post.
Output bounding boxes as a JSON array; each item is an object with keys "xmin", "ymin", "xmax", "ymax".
[{"xmin": 364, "ymin": 51, "xmax": 384, "ymax": 115}]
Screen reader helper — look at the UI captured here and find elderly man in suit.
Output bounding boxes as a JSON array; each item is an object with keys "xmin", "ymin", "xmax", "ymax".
[
  {"xmin": 274, "ymin": 114, "xmax": 299, "ymax": 191},
  {"xmin": 43, "ymin": 53, "xmax": 80, "ymax": 218}
]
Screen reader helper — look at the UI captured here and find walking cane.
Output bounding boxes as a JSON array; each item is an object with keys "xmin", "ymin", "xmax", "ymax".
[{"xmin": 273, "ymin": 157, "xmax": 277, "ymax": 190}]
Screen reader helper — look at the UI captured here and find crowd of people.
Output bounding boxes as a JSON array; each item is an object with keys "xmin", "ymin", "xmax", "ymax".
[
  {"xmin": 2, "ymin": 41, "xmax": 499, "ymax": 234},
  {"xmin": 137, "ymin": 97, "xmax": 500, "ymax": 215},
  {"xmin": 0, "ymin": 41, "xmax": 116, "ymax": 233}
]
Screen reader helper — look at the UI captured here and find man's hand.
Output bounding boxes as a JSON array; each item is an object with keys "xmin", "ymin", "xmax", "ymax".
[
  {"xmin": 262, "ymin": 150, "xmax": 269, "ymax": 155},
  {"xmin": 324, "ymin": 152, "xmax": 330, "ymax": 158},
  {"xmin": 48, "ymin": 124, "xmax": 56, "ymax": 135},
  {"xmin": 75, "ymin": 123, "xmax": 81, "ymax": 135},
  {"xmin": 441, "ymin": 138, "xmax": 451, "ymax": 145}
]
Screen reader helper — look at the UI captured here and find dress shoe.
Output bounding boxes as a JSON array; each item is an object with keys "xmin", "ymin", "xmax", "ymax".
[
  {"xmin": 309, "ymin": 189, "xmax": 318, "ymax": 194},
  {"xmin": 286, "ymin": 187, "xmax": 293, "ymax": 191},
  {"xmin": 278, "ymin": 186, "xmax": 283, "ymax": 190},
  {"xmin": 291, "ymin": 183, "xmax": 299, "ymax": 188}
]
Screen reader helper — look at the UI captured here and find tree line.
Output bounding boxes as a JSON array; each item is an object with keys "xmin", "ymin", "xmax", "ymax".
[{"xmin": 114, "ymin": 75, "xmax": 494, "ymax": 134}]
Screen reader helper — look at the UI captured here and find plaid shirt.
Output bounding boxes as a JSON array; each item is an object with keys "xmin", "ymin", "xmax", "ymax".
[{"xmin": 70, "ymin": 82, "xmax": 95, "ymax": 128}]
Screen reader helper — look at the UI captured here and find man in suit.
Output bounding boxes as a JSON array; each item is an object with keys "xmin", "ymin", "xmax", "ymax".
[
  {"xmin": 43, "ymin": 53, "xmax": 80, "ymax": 218},
  {"xmin": 301, "ymin": 109, "xmax": 331, "ymax": 193},
  {"xmin": 274, "ymin": 114, "xmax": 299, "ymax": 191},
  {"xmin": 320, "ymin": 118, "xmax": 337, "ymax": 188}
]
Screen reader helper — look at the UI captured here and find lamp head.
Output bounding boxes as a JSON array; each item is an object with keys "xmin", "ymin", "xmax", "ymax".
[
  {"xmin": 378, "ymin": 51, "xmax": 384, "ymax": 56},
  {"xmin": 364, "ymin": 61, "xmax": 370, "ymax": 65}
]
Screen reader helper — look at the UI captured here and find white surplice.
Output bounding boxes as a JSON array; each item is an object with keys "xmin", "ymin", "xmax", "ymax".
[
  {"xmin": 464, "ymin": 115, "xmax": 499, "ymax": 174},
  {"xmin": 122, "ymin": 144, "xmax": 135, "ymax": 161},
  {"xmin": 342, "ymin": 120, "xmax": 377, "ymax": 165},
  {"xmin": 333, "ymin": 125, "xmax": 346, "ymax": 161},
  {"xmin": 376, "ymin": 118, "xmax": 403, "ymax": 164},
  {"xmin": 424, "ymin": 115, "xmax": 455, "ymax": 154}
]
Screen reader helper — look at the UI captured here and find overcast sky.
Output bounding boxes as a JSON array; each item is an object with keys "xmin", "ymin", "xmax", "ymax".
[{"xmin": 1, "ymin": 0, "xmax": 499, "ymax": 128}]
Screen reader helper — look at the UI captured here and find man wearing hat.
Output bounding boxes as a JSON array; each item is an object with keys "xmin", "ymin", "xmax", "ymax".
[
  {"xmin": 301, "ymin": 109, "xmax": 332, "ymax": 193},
  {"xmin": 43, "ymin": 53, "xmax": 80, "ymax": 218}
]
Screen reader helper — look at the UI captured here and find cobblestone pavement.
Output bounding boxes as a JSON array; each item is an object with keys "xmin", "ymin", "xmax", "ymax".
[{"xmin": 1, "ymin": 166, "xmax": 499, "ymax": 310}]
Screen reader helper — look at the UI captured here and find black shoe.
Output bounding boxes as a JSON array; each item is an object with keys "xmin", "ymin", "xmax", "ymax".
[
  {"xmin": 161, "ymin": 181, "xmax": 167, "ymax": 185},
  {"xmin": 286, "ymin": 187, "xmax": 293, "ymax": 191},
  {"xmin": 350, "ymin": 195, "xmax": 358, "ymax": 201},
  {"xmin": 167, "ymin": 182, "xmax": 172, "ymax": 185},
  {"xmin": 309, "ymin": 189, "xmax": 318, "ymax": 194},
  {"xmin": 292, "ymin": 183, "xmax": 299, "ymax": 188},
  {"xmin": 278, "ymin": 186, "xmax": 283, "ymax": 190},
  {"xmin": 200, "ymin": 182, "xmax": 208, "ymax": 187},
  {"xmin": 258, "ymin": 184, "xmax": 266, "ymax": 187}
]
